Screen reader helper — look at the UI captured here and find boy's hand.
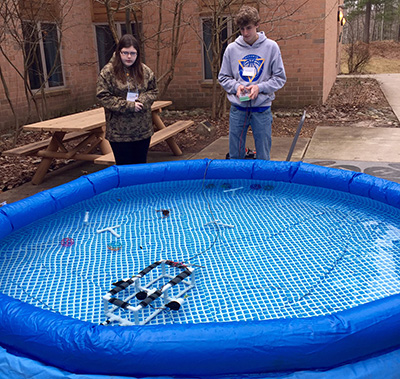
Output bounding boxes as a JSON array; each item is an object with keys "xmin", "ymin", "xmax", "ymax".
[
  {"xmin": 236, "ymin": 85, "xmax": 245, "ymax": 98},
  {"xmin": 247, "ymin": 85, "xmax": 259, "ymax": 100}
]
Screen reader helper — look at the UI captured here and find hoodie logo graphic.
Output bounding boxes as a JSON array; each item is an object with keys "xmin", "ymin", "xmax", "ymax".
[{"xmin": 239, "ymin": 54, "xmax": 265, "ymax": 83}]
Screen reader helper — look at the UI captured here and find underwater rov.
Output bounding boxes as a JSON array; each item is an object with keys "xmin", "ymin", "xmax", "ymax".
[{"xmin": 102, "ymin": 260, "xmax": 195, "ymax": 325}]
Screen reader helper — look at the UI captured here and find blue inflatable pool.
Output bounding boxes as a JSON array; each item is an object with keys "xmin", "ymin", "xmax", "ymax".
[{"xmin": 1, "ymin": 159, "xmax": 400, "ymax": 378}]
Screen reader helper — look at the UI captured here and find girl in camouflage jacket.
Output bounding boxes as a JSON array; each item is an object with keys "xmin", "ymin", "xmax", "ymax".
[{"xmin": 96, "ymin": 34, "xmax": 158, "ymax": 164}]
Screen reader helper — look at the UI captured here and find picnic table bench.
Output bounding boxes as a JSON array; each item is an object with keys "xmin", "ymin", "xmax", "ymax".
[
  {"xmin": 2, "ymin": 101, "xmax": 193, "ymax": 184},
  {"xmin": 94, "ymin": 119, "xmax": 194, "ymax": 165},
  {"xmin": 2, "ymin": 130, "xmax": 93, "ymax": 157}
]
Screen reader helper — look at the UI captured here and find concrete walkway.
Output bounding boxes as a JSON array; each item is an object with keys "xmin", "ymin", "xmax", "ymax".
[
  {"xmin": 303, "ymin": 74, "xmax": 400, "ymax": 182},
  {"xmin": 374, "ymin": 74, "xmax": 400, "ymax": 121},
  {"xmin": 1, "ymin": 73, "xmax": 399, "ymax": 205}
]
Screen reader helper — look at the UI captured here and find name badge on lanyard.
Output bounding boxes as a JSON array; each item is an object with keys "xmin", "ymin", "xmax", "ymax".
[
  {"xmin": 242, "ymin": 66, "xmax": 256, "ymax": 77},
  {"xmin": 127, "ymin": 91, "xmax": 139, "ymax": 102}
]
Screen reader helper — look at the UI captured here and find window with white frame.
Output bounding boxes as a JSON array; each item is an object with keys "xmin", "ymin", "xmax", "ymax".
[
  {"xmin": 202, "ymin": 17, "xmax": 233, "ymax": 80},
  {"xmin": 22, "ymin": 21, "xmax": 64, "ymax": 90},
  {"xmin": 95, "ymin": 23, "xmax": 142, "ymax": 70}
]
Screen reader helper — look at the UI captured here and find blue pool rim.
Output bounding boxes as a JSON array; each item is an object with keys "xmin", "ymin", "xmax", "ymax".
[{"xmin": 1, "ymin": 159, "xmax": 400, "ymax": 377}]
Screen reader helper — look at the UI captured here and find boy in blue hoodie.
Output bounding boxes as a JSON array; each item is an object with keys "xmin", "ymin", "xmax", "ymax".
[{"xmin": 218, "ymin": 6, "xmax": 286, "ymax": 160}]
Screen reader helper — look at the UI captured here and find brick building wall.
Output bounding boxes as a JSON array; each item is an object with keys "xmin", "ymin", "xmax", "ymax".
[
  {"xmin": 323, "ymin": 0, "xmax": 343, "ymax": 101},
  {"xmin": 0, "ymin": 33, "xmax": 29, "ymax": 132},
  {"xmin": 0, "ymin": 0, "xmax": 98, "ymax": 133},
  {"xmin": 0, "ymin": 0, "xmax": 342, "ymax": 133},
  {"xmin": 61, "ymin": 1, "xmax": 99, "ymax": 113},
  {"xmin": 265, "ymin": 5, "xmax": 325, "ymax": 107},
  {"xmin": 142, "ymin": 2, "xmax": 205, "ymax": 109},
  {"xmin": 142, "ymin": 0, "xmax": 343, "ymax": 110}
]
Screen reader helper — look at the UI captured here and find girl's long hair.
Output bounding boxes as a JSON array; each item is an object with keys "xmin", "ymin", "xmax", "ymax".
[{"xmin": 113, "ymin": 34, "xmax": 144, "ymax": 84}]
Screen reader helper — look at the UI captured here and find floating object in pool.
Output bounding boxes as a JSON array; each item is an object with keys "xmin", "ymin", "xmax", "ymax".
[
  {"xmin": 83, "ymin": 211, "xmax": 89, "ymax": 224},
  {"xmin": 60, "ymin": 237, "xmax": 74, "ymax": 247},
  {"xmin": 204, "ymin": 219, "xmax": 234, "ymax": 229},
  {"xmin": 156, "ymin": 209, "xmax": 170, "ymax": 218},
  {"xmin": 96, "ymin": 225, "xmax": 121, "ymax": 238},
  {"xmin": 223, "ymin": 186, "xmax": 243, "ymax": 193},
  {"xmin": 205, "ymin": 183, "xmax": 216, "ymax": 189},
  {"xmin": 107, "ymin": 242, "xmax": 123, "ymax": 252},
  {"xmin": 250, "ymin": 184, "xmax": 262, "ymax": 190},
  {"xmin": 0, "ymin": 201, "xmax": 7, "ymax": 207},
  {"xmin": 221, "ymin": 183, "xmax": 232, "ymax": 190},
  {"xmin": 102, "ymin": 260, "xmax": 195, "ymax": 326},
  {"xmin": 263, "ymin": 184, "xmax": 274, "ymax": 191}
]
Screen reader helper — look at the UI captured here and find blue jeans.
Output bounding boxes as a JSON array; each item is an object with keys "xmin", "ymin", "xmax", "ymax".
[{"xmin": 229, "ymin": 106, "xmax": 273, "ymax": 160}]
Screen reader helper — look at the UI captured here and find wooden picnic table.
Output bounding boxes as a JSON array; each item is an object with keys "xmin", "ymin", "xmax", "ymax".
[{"xmin": 4, "ymin": 101, "xmax": 193, "ymax": 185}]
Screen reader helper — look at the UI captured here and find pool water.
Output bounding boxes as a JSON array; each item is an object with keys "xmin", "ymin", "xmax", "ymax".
[{"xmin": 1, "ymin": 179, "xmax": 400, "ymax": 326}]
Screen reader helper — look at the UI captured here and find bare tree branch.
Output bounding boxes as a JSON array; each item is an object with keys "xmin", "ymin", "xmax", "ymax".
[{"xmin": 0, "ymin": 0, "xmax": 75, "ymax": 142}]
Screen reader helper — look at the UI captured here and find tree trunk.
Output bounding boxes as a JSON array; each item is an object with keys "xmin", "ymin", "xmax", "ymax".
[
  {"xmin": 0, "ymin": 64, "xmax": 21, "ymax": 145},
  {"xmin": 125, "ymin": 0, "xmax": 132, "ymax": 35},
  {"xmin": 105, "ymin": 0, "xmax": 119, "ymax": 44},
  {"xmin": 363, "ymin": 1, "xmax": 372, "ymax": 43}
]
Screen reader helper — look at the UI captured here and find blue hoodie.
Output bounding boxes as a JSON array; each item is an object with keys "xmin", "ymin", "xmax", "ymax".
[{"xmin": 218, "ymin": 32, "xmax": 286, "ymax": 108}]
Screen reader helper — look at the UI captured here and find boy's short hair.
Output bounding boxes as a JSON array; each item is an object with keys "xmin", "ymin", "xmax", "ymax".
[{"xmin": 235, "ymin": 6, "xmax": 260, "ymax": 28}]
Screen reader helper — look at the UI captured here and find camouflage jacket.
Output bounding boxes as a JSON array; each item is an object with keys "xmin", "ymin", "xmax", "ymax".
[{"xmin": 96, "ymin": 62, "xmax": 158, "ymax": 142}]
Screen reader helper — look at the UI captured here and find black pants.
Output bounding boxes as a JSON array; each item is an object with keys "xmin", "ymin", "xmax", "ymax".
[{"xmin": 110, "ymin": 138, "xmax": 151, "ymax": 165}]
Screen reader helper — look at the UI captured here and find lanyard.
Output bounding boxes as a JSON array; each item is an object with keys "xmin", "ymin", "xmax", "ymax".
[
  {"xmin": 126, "ymin": 72, "xmax": 135, "ymax": 92},
  {"xmin": 126, "ymin": 72, "xmax": 139, "ymax": 102}
]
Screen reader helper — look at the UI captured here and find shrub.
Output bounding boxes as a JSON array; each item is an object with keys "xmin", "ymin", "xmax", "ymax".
[{"xmin": 345, "ymin": 41, "xmax": 371, "ymax": 74}]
